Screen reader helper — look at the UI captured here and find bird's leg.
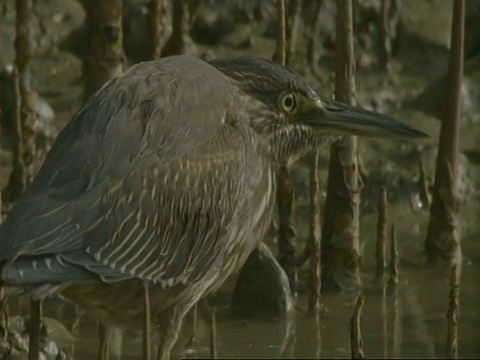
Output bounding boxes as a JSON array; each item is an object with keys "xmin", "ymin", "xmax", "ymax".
[
  {"xmin": 27, "ymin": 299, "xmax": 43, "ymax": 360},
  {"xmin": 155, "ymin": 305, "xmax": 189, "ymax": 360},
  {"xmin": 143, "ymin": 280, "xmax": 152, "ymax": 360},
  {"xmin": 0, "ymin": 286, "xmax": 9, "ymax": 328},
  {"xmin": 185, "ymin": 303, "xmax": 198, "ymax": 349},
  {"xmin": 97, "ymin": 323, "xmax": 113, "ymax": 360}
]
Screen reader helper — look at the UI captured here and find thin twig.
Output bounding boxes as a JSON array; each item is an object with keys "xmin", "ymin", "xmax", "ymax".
[
  {"xmin": 4, "ymin": 66, "xmax": 26, "ymax": 204},
  {"xmin": 308, "ymin": 151, "xmax": 322, "ymax": 313},
  {"xmin": 15, "ymin": 0, "xmax": 36, "ymax": 184},
  {"xmin": 375, "ymin": 187, "xmax": 388, "ymax": 281},
  {"xmin": 0, "ymin": 160, "xmax": 6, "ymax": 332},
  {"xmin": 418, "ymin": 160, "xmax": 431, "ymax": 207},
  {"xmin": 273, "ymin": 0, "xmax": 287, "ymax": 66},
  {"xmin": 0, "ymin": 107, "xmax": 2, "ymax": 216},
  {"xmin": 149, "ymin": 0, "xmax": 166, "ymax": 59},
  {"xmin": 446, "ymin": 264, "xmax": 460, "ymax": 359},
  {"xmin": 273, "ymin": 0, "xmax": 297, "ymax": 294},
  {"xmin": 349, "ymin": 295, "xmax": 365, "ymax": 360},
  {"xmin": 388, "ymin": 222, "xmax": 398, "ymax": 286}
]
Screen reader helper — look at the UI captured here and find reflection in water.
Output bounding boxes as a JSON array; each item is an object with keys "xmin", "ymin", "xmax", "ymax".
[
  {"xmin": 3, "ymin": 258, "xmax": 480, "ymax": 359},
  {"xmin": 278, "ymin": 316, "xmax": 296, "ymax": 359},
  {"xmin": 389, "ymin": 283, "xmax": 402, "ymax": 358},
  {"xmin": 3, "ymin": 208, "xmax": 480, "ymax": 359},
  {"xmin": 349, "ymin": 295, "xmax": 366, "ymax": 359},
  {"xmin": 315, "ymin": 314, "xmax": 321, "ymax": 360},
  {"xmin": 382, "ymin": 285, "xmax": 388, "ymax": 359}
]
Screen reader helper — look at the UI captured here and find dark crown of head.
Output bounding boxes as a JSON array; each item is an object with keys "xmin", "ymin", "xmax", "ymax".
[{"xmin": 209, "ymin": 57, "xmax": 317, "ymax": 104}]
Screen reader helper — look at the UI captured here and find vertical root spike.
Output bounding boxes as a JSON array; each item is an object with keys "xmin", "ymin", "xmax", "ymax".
[
  {"xmin": 349, "ymin": 295, "xmax": 365, "ymax": 360},
  {"xmin": 143, "ymin": 280, "xmax": 152, "ymax": 360},
  {"xmin": 210, "ymin": 307, "xmax": 217, "ymax": 359}
]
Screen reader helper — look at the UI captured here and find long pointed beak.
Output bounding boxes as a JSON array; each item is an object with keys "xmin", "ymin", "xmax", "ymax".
[{"xmin": 299, "ymin": 98, "xmax": 429, "ymax": 139}]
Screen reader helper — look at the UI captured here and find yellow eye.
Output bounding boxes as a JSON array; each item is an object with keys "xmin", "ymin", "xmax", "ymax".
[{"xmin": 279, "ymin": 93, "xmax": 296, "ymax": 113}]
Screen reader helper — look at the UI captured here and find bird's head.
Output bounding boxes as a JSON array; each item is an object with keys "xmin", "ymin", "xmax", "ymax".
[{"xmin": 210, "ymin": 57, "xmax": 428, "ymax": 164}]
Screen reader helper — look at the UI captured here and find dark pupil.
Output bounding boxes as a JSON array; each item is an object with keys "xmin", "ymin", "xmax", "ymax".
[{"xmin": 284, "ymin": 95, "xmax": 294, "ymax": 109}]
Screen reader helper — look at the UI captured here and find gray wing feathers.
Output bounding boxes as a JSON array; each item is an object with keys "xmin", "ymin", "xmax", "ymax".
[
  {"xmin": 0, "ymin": 56, "xmax": 245, "ymax": 287},
  {"xmin": 1, "ymin": 253, "xmax": 100, "ymax": 284},
  {"xmin": 84, "ymin": 124, "xmax": 245, "ymax": 286}
]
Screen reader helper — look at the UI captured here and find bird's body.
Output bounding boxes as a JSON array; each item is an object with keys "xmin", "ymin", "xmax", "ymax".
[
  {"xmin": 0, "ymin": 55, "xmax": 426, "ymax": 358},
  {"xmin": 1, "ymin": 55, "xmax": 278, "ymax": 327}
]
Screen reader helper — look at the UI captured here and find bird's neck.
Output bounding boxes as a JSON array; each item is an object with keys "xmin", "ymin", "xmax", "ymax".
[{"xmin": 269, "ymin": 126, "xmax": 336, "ymax": 166}]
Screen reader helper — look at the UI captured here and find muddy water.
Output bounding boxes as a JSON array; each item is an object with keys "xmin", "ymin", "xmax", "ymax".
[
  {"xmin": 178, "ymin": 206, "xmax": 479, "ymax": 359},
  {"xmin": 30, "ymin": 200, "xmax": 478, "ymax": 359}
]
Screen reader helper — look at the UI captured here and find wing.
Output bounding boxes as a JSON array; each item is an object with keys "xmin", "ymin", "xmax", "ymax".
[{"xmin": 0, "ymin": 55, "xmax": 247, "ymax": 288}]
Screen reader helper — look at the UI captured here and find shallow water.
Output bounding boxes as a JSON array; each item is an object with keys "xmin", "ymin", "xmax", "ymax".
[
  {"xmin": 178, "ymin": 239, "xmax": 479, "ymax": 359},
  {"xmin": 66, "ymin": 264, "xmax": 478, "ymax": 359},
  {"xmin": 24, "ymin": 200, "xmax": 477, "ymax": 360}
]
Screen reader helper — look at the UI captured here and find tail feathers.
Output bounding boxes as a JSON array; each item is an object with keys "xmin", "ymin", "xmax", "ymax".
[{"xmin": 1, "ymin": 254, "xmax": 101, "ymax": 286}]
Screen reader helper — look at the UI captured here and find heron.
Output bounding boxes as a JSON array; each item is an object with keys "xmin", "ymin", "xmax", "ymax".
[{"xmin": 0, "ymin": 55, "xmax": 427, "ymax": 359}]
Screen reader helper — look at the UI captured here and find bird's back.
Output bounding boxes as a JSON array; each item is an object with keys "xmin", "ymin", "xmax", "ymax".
[{"xmin": 0, "ymin": 55, "xmax": 253, "ymax": 295}]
